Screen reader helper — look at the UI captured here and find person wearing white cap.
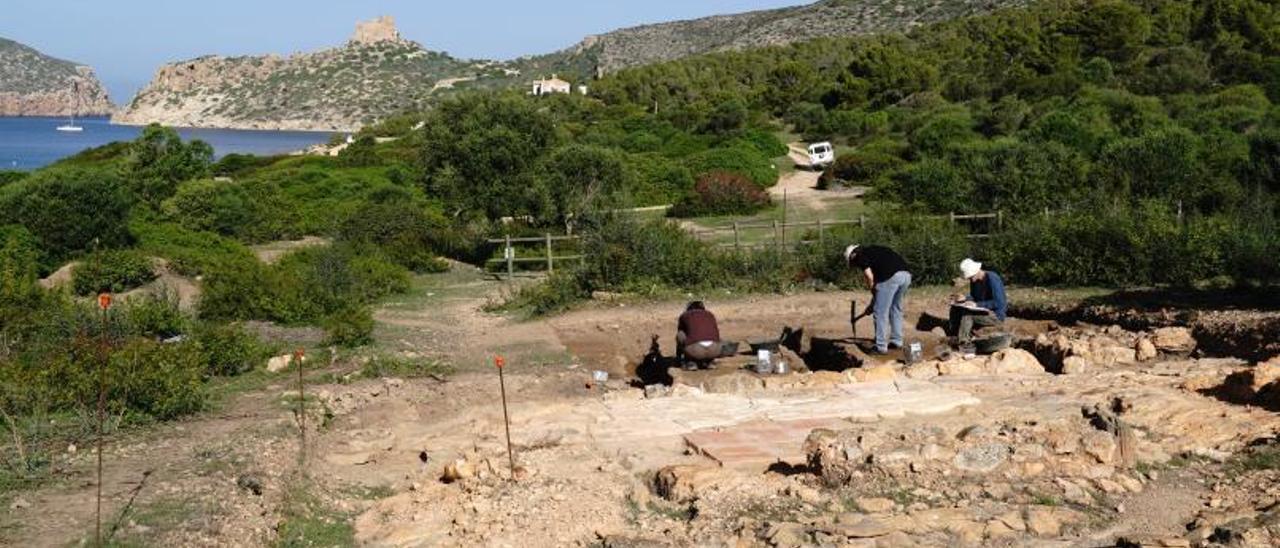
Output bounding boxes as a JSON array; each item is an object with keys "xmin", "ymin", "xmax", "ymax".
[
  {"xmin": 949, "ymin": 258, "xmax": 1007, "ymax": 347},
  {"xmin": 845, "ymin": 244, "xmax": 912, "ymax": 355}
]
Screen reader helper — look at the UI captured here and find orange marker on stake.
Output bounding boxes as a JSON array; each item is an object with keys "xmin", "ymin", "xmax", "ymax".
[{"xmin": 496, "ymin": 356, "xmax": 515, "ymax": 479}]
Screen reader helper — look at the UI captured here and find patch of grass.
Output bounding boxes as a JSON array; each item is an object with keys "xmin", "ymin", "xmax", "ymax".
[
  {"xmin": 357, "ymin": 355, "xmax": 453, "ymax": 380},
  {"xmin": 1229, "ymin": 444, "xmax": 1280, "ymax": 473},
  {"xmin": 275, "ymin": 479, "xmax": 356, "ymax": 548},
  {"xmin": 339, "ymin": 483, "xmax": 395, "ymax": 501},
  {"xmin": 100, "ymin": 496, "xmax": 204, "ymax": 547},
  {"xmin": 646, "ymin": 501, "xmax": 695, "ymax": 521},
  {"xmin": 1030, "ymin": 493, "xmax": 1060, "ymax": 507}
]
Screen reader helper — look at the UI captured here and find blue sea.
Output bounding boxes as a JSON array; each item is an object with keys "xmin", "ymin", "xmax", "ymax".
[{"xmin": 0, "ymin": 116, "xmax": 336, "ymax": 170}]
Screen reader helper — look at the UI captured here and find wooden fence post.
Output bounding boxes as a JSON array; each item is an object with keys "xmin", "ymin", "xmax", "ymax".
[
  {"xmin": 949, "ymin": 211, "xmax": 956, "ymax": 225},
  {"xmin": 859, "ymin": 214, "xmax": 866, "ymax": 229},
  {"xmin": 817, "ymin": 219, "xmax": 825, "ymax": 248},
  {"xmin": 505, "ymin": 234, "xmax": 514, "ymax": 280},
  {"xmin": 772, "ymin": 220, "xmax": 780, "ymax": 253},
  {"xmin": 545, "ymin": 233, "xmax": 554, "ymax": 273},
  {"xmin": 733, "ymin": 222, "xmax": 741, "ymax": 253},
  {"xmin": 997, "ymin": 210, "xmax": 1004, "ymax": 231}
]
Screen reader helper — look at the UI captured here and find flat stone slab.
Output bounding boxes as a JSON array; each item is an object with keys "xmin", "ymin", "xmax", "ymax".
[{"xmin": 677, "ymin": 380, "xmax": 980, "ymax": 469}]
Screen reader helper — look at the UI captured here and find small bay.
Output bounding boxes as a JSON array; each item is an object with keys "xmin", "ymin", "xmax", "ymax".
[{"xmin": 0, "ymin": 116, "xmax": 336, "ymax": 170}]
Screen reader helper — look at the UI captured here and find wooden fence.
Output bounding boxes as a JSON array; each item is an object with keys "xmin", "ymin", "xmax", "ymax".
[
  {"xmin": 687, "ymin": 212, "xmax": 1003, "ymax": 253},
  {"xmin": 485, "ymin": 212, "xmax": 1003, "ymax": 278},
  {"xmin": 484, "ymin": 234, "xmax": 584, "ymax": 279}
]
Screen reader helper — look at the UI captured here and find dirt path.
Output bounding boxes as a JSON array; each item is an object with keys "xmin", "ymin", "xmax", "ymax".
[{"xmin": 769, "ymin": 143, "xmax": 864, "ymax": 213}]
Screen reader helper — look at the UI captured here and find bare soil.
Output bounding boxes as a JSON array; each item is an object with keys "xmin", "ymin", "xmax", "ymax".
[{"xmin": 4, "ymin": 268, "xmax": 1280, "ymax": 547}]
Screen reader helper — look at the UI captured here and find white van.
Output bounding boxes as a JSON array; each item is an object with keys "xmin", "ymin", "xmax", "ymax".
[{"xmin": 807, "ymin": 142, "xmax": 835, "ymax": 169}]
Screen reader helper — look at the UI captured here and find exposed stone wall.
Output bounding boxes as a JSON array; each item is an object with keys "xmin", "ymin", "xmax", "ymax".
[{"xmin": 352, "ymin": 16, "xmax": 402, "ymax": 45}]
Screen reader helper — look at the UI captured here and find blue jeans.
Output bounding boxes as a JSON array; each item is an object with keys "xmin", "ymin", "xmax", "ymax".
[{"xmin": 872, "ymin": 271, "xmax": 912, "ymax": 352}]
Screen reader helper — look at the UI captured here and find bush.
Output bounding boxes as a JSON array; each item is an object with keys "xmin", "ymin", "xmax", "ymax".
[
  {"xmin": 131, "ymin": 221, "xmax": 258, "ymax": 277},
  {"xmin": 819, "ymin": 151, "xmax": 904, "ymax": 189},
  {"xmin": 191, "ymin": 322, "xmax": 269, "ymax": 377},
  {"xmin": 323, "ymin": 307, "xmax": 375, "ymax": 348},
  {"xmin": 687, "ymin": 144, "xmax": 778, "ymax": 188},
  {"xmin": 0, "ymin": 168, "xmax": 133, "ymax": 270},
  {"xmin": 107, "ymin": 339, "xmax": 207, "ymax": 421},
  {"xmin": 669, "ymin": 172, "xmax": 772, "ymax": 217},
  {"xmin": 72, "ymin": 250, "xmax": 157, "ymax": 296},
  {"xmin": 200, "ymin": 244, "xmax": 409, "ymax": 325},
  {"xmin": 338, "ymin": 135, "xmax": 380, "ymax": 167},
  {"xmin": 338, "ymin": 199, "xmax": 449, "ymax": 273},
  {"xmin": 0, "ymin": 171, "xmax": 26, "ymax": 186},
  {"xmin": 121, "ymin": 290, "xmax": 189, "ymax": 340}
]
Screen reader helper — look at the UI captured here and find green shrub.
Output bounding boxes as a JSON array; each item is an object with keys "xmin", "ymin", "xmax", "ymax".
[
  {"xmin": 107, "ymin": 339, "xmax": 207, "ymax": 421},
  {"xmin": 626, "ymin": 154, "xmax": 695, "ymax": 206},
  {"xmin": 200, "ymin": 244, "xmax": 409, "ymax": 325},
  {"xmin": 338, "ymin": 199, "xmax": 449, "ymax": 273},
  {"xmin": 0, "ymin": 171, "xmax": 26, "ymax": 186},
  {"xmin": 323, "ymin": 307, "xmax": 375, "ymax": 348},
  {"xmin": 126, "ymin": 125, "xmax": 213, "ymax": 205},
  {"xmin": 338, "ymin": 135, "xmax": 380, "ymax": 167},
  {"xmin": 131, "ymin": 221, "xmax": 258, "ymax": 277},
  {"xmin": 688, "ymin": 144, "xmax": 778, "ymax": 188},
  {"xmin": 819, "ymin": 151, "xmax": 904, "ymax": 189},
  {"xmin": 502, "ymin": 271, "xmax": 590, "ymax": 316},
  {"xmin": 192, "ymin": 322, "xmax": 269, "ymax": 377},
  {"xmin": 0, "ymin": 167, "xmax": 133, "ymax": 270},
  {"xmin": 121, "ymin": 290, "xmax": 189, "ymax": 340},
  {"xmin": 357, "ymin": 355, "xmax": 452, "ymax": 380},
  {"xmin": 669, "ymin": 172, "xmax": 771, "ymax": 217},
  {"xmin": 72, "ymin": 250, "xmax": 157, "ymax": 296},
  {"xmin": 732, "ymin": 129, "xmax": 789, "ymax": 158}
]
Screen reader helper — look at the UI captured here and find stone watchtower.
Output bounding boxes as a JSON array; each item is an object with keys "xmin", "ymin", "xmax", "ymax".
[{"xmin": 351, "ymin": 16, "xmax": 402, "ymax": 45}]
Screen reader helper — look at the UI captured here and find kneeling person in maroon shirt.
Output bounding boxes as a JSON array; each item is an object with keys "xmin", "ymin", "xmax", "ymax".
[{"xmin": 677, "ymin": 301, "xmax": 722, "ymax": 370}]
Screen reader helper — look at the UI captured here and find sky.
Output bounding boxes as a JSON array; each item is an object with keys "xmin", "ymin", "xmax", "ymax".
[{"xmin": 2, "ymin": 1, "xmax": 807, "ymax": 104}]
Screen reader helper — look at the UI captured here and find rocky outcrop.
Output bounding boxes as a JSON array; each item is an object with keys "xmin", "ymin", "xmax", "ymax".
[
  {"xmin": 0, "ymin": 37, "xmax": 113, "ymax": 116},
  {"xmin": 114, "ymin": 17, "xmax": 474, "ymax": 131}
]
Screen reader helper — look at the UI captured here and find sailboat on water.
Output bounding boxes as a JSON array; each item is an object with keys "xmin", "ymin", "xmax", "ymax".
[{"xmin": 56, "ymin": 81, "xmax": 84, "ymax": 133}]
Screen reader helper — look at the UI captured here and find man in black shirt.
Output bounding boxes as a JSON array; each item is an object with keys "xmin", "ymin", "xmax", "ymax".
[{"xmin": 845, "ymin": 244, "xmax": 913, "ymax": 354}]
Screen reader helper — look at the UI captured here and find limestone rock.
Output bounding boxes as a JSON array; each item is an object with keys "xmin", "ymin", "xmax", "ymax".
[
  {"xmin": 703, "ymin": 372, "xmax": 765, "ymax": 394},
  {"xmin": 1152, "ymin": 327, "xmax": 1196, "ymax": 354},
  {"xmin": 267, "ymin": 353, "xmax": 303, "ymax": 373},
  {"xmin": 1061, "ymin": 356, "xmax": 1091, "ymax": 375},
  {"xmin": 904, "ymin": 361, "xmax": 939, "ymax": 380},
  {"xmin": 1136, "ymin": 338, "xmax": 1158, "ymax": 362},
  {"xmin": 653, "ymin": 464, "xmax": 726, "ymax": 502},
  {"xmin": 1251, "ymin": 356, "xmax": 1280, "ymax": 392},
  {"xmin": 986, "ymin": 349, "xmax": 1045, "ymax": 375},
  {"xmin": 766, "ymin": 522, "xmax": 810, "ymax": 547},
  {"xmin": 441, "ymin": 459, "xmax": 476, "ymax": 483},
  {"xmin": 952, "ymin": 443, "xmax": 1009, "ymax": 473},
  {"xmin": 1082, "ymin": 431, "xmax": 1118, "ymax": 464},
  {"xmin": 829, "ymin": 517, "xmax": 892, "ymax": 538},
  {"xmin": 1025, "ymin": 507, "xmax": 1062, "ymax": 537},
  {"xmin": 938, "ymin": 358, "xmax": 985, "ymax": 376},
  {"xmin": 853, "ymin": 364, "xmax": 898, "ymax": 383},
  {"xmin": 856, "ymin": 497, "xmax": 896, "ymax": 513},
  {"xmin": 807, "ymin": 370, "xmax": 847, "ymax": 388}
]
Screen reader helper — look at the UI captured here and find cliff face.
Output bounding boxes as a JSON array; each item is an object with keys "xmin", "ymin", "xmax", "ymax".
[
  {"xmin": 531, "ymin": 0, "xmax": 1031, "ymax": 77},
  {"xmin": 0, "ymin": 38, "xmax": 114, "ymax": 117},
  {"xmin": 114, "ymin": 17, "xmax": 476, "ymax": 132}
]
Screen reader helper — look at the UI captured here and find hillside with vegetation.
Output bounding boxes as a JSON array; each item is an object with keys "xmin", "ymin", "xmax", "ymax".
[
  {"xmin": 526, "ymin": 0, "xmax": 1032, "ymax": 77},
  {"xmin": 0, "ymin": 37, "xmax": 113, "ymax": 116},
  {"xmin": 115, "ymin": 1, "xmax": 1039, "ymax": 130},
  {"xmin": 113, "ymin": 18, "xmax": 488, "ymax": 131}
]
